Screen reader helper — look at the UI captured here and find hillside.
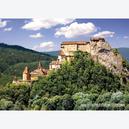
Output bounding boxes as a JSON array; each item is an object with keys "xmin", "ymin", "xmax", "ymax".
[
  {"xmin": 0, "ymin": 43, "xmax": 54, "ymax": 73},
  {"xmin": 118, "ymin": 48, "xmax": 129, "ymax": 62},
  {"xmin": 44, "ymin": 51, "xmax": 59, "ymax": 57},
  {"xmin": 0, "ymin": 43, "xmax": 55, "ymax": 85}
]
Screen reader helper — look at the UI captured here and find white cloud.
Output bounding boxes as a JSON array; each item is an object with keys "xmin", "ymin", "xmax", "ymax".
[
  {"xmin": 33, "ymin": 41, "xmax": 54, "ymax": 52},
  {"xmin": 22, "ymin": 18, "xmax": 74, "ymax": 31},
  {"xmin": 4, "ymin": 27, "xmax": 12, "ymax": 32},
  {"xmin": 0, "ymin": 19, "xmax": 7, "ymax": 28},
  {"xmin": 55, "ymin": 22, "xmax": 97, "ymax": 38},
  {"xmin": 123, "ymin": 36, "xmax": 128, "ymax": 39},
  {"xmin": 29, "ymin": 33, "xmax": 43, "ymax": 38},
  {"xmin": 93, "ymin": 31, "xmax": 115, "ymax": 38}
]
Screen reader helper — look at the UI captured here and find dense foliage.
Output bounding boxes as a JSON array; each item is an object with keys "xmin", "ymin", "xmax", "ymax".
[{"xmin": 0, "ymin": 51, "xmax": 129, "ymax": 110}]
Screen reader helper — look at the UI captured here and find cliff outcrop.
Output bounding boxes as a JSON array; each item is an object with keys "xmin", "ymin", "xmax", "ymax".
[{"xmin": 90, "ymin": 37, "xmax": 129, "ymax": 78}]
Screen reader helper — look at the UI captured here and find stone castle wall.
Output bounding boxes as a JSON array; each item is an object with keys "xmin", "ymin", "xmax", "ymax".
[
  {"xmin": 61, "ymin": 43, "xmax": 90, "ymax": 57},
  {"xmin": 78, "ymin": 44, "xmax": 90, "ymax": 53},
  {"xmin": 61, "ymin": 44, "xmax": 78, "ymax": 56}
]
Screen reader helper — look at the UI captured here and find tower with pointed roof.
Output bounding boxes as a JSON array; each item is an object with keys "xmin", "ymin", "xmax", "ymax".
[
  {"xmin": 30, "ymin": 62, "xmax": 48, "ymax": 81},
  {"xmin": 23, "ymin": 66, "xmax": 31, "ymax": 81},
  {"xmin": 38, "ymin": 61, "xmax": 42, "ymax": 69}
]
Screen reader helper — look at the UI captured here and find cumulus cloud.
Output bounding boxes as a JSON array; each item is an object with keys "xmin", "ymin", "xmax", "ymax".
[
  {"xmin": 0, "ymin": 19, "xmax": 7, "ymax": 28},
  {"xmin": 93, "ymin": 31, "xmax": 115, "ymax": 38},
  {"xmin": 29, "ymin": 33, "xmax": 43, "ymax": 38},
  {"xmin": 33, "ymin": 41, "xmax": 54, "ymax": 52},
  {"xmin": 4, "ymin": 27, "xmax": 12, "ymax": 32},
  {"xmin": 123, "ymin": 36, "xmax": 128, "ymax": 39},
  {"xmin": 22, "ymin": 18, "xmax": 74, "ymax": 31},
  {"xmin": 55, "ymin": 22, "xmax": 97, "ymax": 38}
]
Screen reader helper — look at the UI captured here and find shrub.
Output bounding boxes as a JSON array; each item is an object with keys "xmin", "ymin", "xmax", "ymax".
[
  {"xmin": 96, "ymin": 92, "xmax": 111, "ymax": 103},
  {"xmin": 124, "ymin": 94, "xmax": 129, "ymax": 104},
  {"xmin": 97, "ymin": 103, "xmax": 112, "ymax": 110},
  {"xmin": 111, "ymin": 104, "xmax": 125, "ymax": 110},
  {"xmin": 125, "ymin": 104, "xmax": 129, "ymax": 110},
  {"xmin": 110, "ymin": 92, "xmax": 123, "ymax": 103},
  {"xmin": 77, "ymin": 103, "xmax": 93, "ymax": 110},
  {"xmin": 0, "ymin": 99, "xmax": 14, "ymax": 110}
]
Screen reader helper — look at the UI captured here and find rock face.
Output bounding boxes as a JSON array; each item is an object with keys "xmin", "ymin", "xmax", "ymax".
[{"xmin": 90, "ymin": 37, "xmax": 129, "ymax": 77}]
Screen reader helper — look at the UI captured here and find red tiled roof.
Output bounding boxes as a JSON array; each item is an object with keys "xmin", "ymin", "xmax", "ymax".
[
  {"xmin": 30, "ymin": 68, "xmax": 48, "ymax": 75},
  {"xmin": 30, "ymin": 62, "xmax": 48, "ymax": 75}
]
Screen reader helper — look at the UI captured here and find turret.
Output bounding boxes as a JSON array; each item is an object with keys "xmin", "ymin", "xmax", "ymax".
[
  {"xmin": 38, "ymin": 62, "xmax": 42, "ymax": 69},
  {"xmin": 23, "ymin": 66, "xmax": 31, "ymax": 81}
]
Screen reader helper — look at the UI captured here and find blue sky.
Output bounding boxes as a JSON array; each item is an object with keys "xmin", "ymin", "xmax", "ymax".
[{"xmin": 0, "ymin": 18, "xmax": 129, "ymax": 52}]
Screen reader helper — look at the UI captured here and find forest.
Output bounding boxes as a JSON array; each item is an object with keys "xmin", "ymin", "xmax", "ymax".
[{"xmin": 0, "ymin": 51, "xmax": 129, "ymax": 110}]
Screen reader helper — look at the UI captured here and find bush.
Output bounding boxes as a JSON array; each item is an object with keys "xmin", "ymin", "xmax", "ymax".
[
  {"xmin": 96, "ymin": 92, "xmax": 111, "ymax": 103},
  {"xmin": 0, "ymin": 99, "xmax": 14, "ymax": 110},
  {"xmin": 124, "ymin": 94, "xmax": 129, "ymax": 104},
  {"xmin": 125, "ymin": 104, "xmax": 129, "ymax": 110},
  {"xmin": 72, "ymin": 92, "xmax": 95, "ymax": 110},
  {"xmin": 110, "ymin": 92, "xmax": 124, "ymax": 103},
  {"xmin": 77, "ymin": 103, "xmax": 93, "ymax": 110},
  {"xmin": 62, "ymin": 94, "xmax": 75, "ymax": 110},
  {"xmin": 111, "ymin": 104, "xmax": 125, "ymax": 110}
]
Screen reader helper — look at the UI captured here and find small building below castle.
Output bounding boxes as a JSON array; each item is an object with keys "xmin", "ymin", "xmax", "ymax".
[
  {"xmin": 12, "ymin": 62, "xmax": 48, "ymax": 84},
  {"xmin": 49, "ymin": 60, "xmax": 61, "ymax": 70},
  {"xmin": 30, "ymin": 62, "xmax": 48, "ymax": 81}
]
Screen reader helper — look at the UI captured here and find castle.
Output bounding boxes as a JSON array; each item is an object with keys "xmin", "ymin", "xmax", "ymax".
[
  {"xmin": 49, "ymin": 37, "xmax": 106, "ymax": 70},
  {"xmin": 13, "ymin": 37, "xmax": 129, "ymax": 84},
  {"xmin": 49, "ymin": 37, "xmax": 129, "ymax": 78}
]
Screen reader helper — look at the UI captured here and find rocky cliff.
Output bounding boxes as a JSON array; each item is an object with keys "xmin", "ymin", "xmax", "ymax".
[{"xmin": 89, "ymin": 37, "xmax": 129, "ymax": 79}]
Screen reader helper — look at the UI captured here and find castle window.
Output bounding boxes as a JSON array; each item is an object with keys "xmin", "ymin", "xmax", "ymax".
[
  {"xmin": 77, "ymin": 44, "xmax": 79, "ymax": 50},
  {"xmin": 61, "ymin": 46, "xmax": 64, "ymax": 48}
]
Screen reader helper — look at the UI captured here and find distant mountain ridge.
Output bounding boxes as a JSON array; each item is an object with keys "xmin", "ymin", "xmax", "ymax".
[
  {"xmin": 0, "ymin": 43, "xmax": 50, "ymax": 56},
  {"xmin": 0, "ymin": 43, "xmax": 54, "ymax": 73},
  {"xmin": 44, "ymin": 51, "xmax": 59, "ymax": 57},
  {"xmin": 118, "ymin": 48, "xmax": 129, "ymax": 62}
]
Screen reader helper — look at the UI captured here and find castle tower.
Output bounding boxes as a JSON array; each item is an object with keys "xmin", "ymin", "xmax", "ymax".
[
  {"xmin": 23, "ymin": 66, "xmax": 31, "ymax": 81},
  {"xmin": 38, "ymin": 62, "xmax": 42, "ymax": 69}
]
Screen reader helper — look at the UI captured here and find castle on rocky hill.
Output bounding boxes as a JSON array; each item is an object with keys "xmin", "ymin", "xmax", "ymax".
[
  {"xmin": 13, "ymin": 37, "xmax": 129, "ymax": 84},
  {"xmin": 49, "ymin": 37, "xmax": 106, "ymax": 70},
  {"xmin": 49, "ymin": 37, "xmax": 129, "ymax": 79}
]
